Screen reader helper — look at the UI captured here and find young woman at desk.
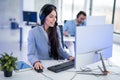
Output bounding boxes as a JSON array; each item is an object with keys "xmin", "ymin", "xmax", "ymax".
[{"xmin": 27, "ymin": 4, "xmax": 74, "ymax": 70}]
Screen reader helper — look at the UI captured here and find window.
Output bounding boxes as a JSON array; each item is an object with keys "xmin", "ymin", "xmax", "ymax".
[
  {"xmin": 92, "ymin": 0, "xmax": 114, "ymax": 24},
  {"xmin": 114, "ymin": 0, "xmax": 120, "ymax": 33},
  {"xmin": 61, "ymin": 0, "xmax": 85, "ymax": 22},
  {"xmin": 62, "ymin": 0, "xmax": 72, "ymax": 21}
]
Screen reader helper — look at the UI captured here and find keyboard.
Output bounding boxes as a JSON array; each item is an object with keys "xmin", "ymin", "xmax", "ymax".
[{"xmin": 47, "ymin": 60, "xmax": 74, "ymax": 73}]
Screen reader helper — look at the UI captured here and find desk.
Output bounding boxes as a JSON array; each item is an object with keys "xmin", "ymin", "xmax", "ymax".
[
  {"xmin": 0, "ymin": 60, "xmax": 120, "ymax": 80},
  {"xmin": 19, "ymin": 26, "xmax": 31, "ymax": 51},
  {"xmin": 63, "ymin": 36, "xmax": 75, "ymax": 41},
  {"xmin": 63, "ymin": 36, "xmax": 75, "ymax": 56}
]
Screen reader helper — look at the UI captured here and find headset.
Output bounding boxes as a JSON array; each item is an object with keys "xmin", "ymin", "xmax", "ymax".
[
  {"xmin": 39, "ymin": 5, "xmax": 47, "ymax": 24},
  {"xmin": 39, "ymin": 4, "xmax": 57, "ymax": 25}
]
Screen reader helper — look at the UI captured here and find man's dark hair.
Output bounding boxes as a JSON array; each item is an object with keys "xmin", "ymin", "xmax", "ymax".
[{"xmin": 76, "ymin": 11, "xmax": 86, "ymax": 18}]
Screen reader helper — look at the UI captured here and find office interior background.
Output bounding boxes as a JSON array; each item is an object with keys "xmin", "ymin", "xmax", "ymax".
[{"xmin": 0, "ymin": 0, "xmax": 120, "ymax": 65}]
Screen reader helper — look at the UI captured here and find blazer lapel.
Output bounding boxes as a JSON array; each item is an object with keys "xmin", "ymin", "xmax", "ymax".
[{"xmin": 38, "ymin": 26, "xmax": 49, "ymax": 44}]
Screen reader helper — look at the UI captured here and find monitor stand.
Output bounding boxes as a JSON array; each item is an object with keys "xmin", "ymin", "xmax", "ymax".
[
  {"xmin": 77, "ymin": 51, "xmax": 109, "ymax": 76},
  {"xmin": 96, "ymin": 51, "xmax": 109, "ymax": 75},
  {"xmin": 26, "ymin": 21, "xmax": 29, "ymax": 25}
]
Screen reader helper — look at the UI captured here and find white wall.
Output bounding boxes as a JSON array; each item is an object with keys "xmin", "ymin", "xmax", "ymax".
[
  {"xmin": 0, "ymin": 0, "xmax": 21, "ymax": 28},
  {"xmin": 23, "ymin": 0, "xmax": 35, "ymax": 11},
  {"xmin": 0, "ymin": 0, "xmax": 57, "ymax": 28}
]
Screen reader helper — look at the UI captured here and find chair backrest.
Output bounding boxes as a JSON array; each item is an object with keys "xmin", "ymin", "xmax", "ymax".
[{"xmin": 58, "ymin": 25, "xmax": 64, "ymax": 48}]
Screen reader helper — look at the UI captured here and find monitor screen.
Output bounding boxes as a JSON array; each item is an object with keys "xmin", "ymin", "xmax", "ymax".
[
  {"xmin": 86, "ymin": 16, "xmax": 106, "ymax": 25},
  {"xmin": 75, "ymin": 24, "xmax": 113, "ymax": 69},
  {"xmin": 23, "ymin": 11, "xmax": 37, "ymax": 25}
]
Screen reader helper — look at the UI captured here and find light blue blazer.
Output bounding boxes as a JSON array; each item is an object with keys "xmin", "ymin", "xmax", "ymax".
[{"xmin": 27, "ymin": 26, "xmax": 70, "ymax": 65}]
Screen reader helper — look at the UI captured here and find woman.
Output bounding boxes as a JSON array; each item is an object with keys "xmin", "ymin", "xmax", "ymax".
[{"xmin": 27, "ymin": 4, "xmax": 74, "ymax": 70}]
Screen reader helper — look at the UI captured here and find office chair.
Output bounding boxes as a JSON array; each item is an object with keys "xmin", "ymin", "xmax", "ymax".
[{"xmin": 58, "ymin": 25, "xmax": 64, "ymax": 48}]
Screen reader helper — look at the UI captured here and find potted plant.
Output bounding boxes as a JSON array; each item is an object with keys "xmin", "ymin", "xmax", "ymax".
[{"xmin": 0, "ymin": 52, "xmax": 17, "ymax": 77}]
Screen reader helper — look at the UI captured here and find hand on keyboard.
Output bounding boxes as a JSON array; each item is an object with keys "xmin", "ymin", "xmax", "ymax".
[{"xmin": 68, "ymin": 56, "xmax": 74, "ymax": 61}]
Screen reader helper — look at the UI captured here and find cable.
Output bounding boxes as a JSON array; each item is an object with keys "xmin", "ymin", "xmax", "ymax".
[
  {"xmin": 105, "ymin": 59, "xmax": 113, "ymax": 67},
  {"xmin": 67, "ymin": 60, "xmax": 120, "ymax": 78},
  {"xmin": 80, "ymin": 67, "xmax": 92, "ymax": 72},
  {"xmin": 109, "ymin": 71, "xmax": 120, "ymax": 75},
  {"xmin": 41, "ymin": 73, "xmax": 54, "ymax": 80},
  {"xmin": 70, "ymin": 72, "xmax": 77, "ymax": 80}
]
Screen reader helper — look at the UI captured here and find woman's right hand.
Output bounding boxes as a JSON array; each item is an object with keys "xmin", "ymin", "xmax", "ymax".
[{"xmin": 33, "ymin": 61, "xmax": 44, "ymax": 70}]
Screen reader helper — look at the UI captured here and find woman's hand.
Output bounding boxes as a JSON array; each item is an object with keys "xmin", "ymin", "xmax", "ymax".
[
  {"xmin": 33, "ymin": 61, "xmax": 44, "ymax": 70},
  {"xmin": 69, "ymin": 56, "xmax": 74, "ymax": 61}
]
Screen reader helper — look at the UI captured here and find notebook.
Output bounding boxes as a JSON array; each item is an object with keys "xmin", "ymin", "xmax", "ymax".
[{"xmin": 15, "ymin": 61, "xmax": 32, "ymax": 72}]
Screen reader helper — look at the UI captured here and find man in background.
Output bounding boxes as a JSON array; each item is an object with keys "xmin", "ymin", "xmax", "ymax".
[
  {"xmin": 63, "ymin": 11, "xmax": 87, "ymax": 56},
  {"xmin": 63, "ymin": 11, "xmax": 86, "ymax": 36}
]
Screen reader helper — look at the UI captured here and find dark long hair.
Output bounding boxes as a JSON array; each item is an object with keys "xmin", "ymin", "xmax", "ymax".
[{"xmin": 39, "ymin": 4, "xmax": 60, "ymax": 60}]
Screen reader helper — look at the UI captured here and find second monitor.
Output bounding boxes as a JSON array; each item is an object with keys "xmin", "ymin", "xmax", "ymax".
[{"xmin": 23, "ymin": 11, "xmax": 37, "ymax": 25}]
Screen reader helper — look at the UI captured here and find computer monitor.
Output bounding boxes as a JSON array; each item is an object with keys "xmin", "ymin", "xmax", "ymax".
[
  {"xmin": 23, "ymin": 11, "xmax": 37, "ymax": 25},
  {"xmin": 86, "ymin": 16, "xmax": 106, "ymax": 25},
  {"xmin": 75, "ymin": 24, "xmax": 113, "ymax": 70}
]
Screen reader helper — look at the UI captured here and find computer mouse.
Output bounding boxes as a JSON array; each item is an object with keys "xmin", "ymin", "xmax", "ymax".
[{"xmin": 35, "ymin": 68, "xmax": 43, "ymax": 73}]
